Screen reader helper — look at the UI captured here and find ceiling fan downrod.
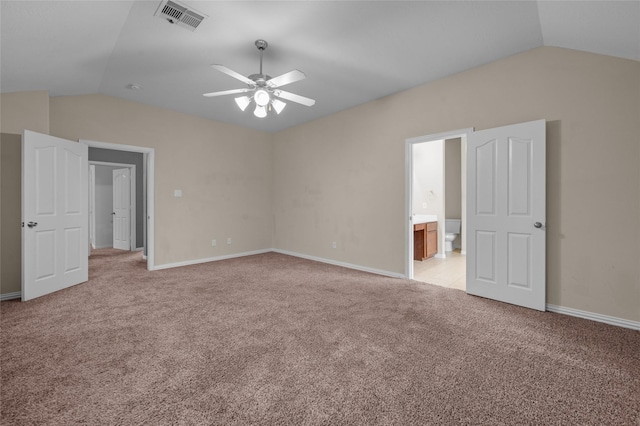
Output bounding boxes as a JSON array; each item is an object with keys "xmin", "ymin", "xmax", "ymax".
[{"xmin": 255, "ymin": 39, "xmax": 268, "ymax": 77}]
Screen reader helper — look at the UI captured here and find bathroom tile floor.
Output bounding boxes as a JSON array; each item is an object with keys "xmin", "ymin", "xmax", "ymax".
[{"xmin": 413, "ymin": 249, "xmax": 466, "ymax": 291}]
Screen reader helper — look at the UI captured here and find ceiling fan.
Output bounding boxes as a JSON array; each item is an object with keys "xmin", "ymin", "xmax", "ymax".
[{"xmin": 203, "ymin": 39, "xmax": 315, "ymax": 118}]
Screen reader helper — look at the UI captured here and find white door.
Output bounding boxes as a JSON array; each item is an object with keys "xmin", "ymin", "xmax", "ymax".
[
  {"xmin": 466, "ymin": 120, "xmax": 546, "ymax": 311},
  {"xmin": 112, "ymin": 168, "xmax": 131, "ymax": 250},
  {"xmin": 22, "ymin": 130, "xmax": 88, "ymax": 301}
]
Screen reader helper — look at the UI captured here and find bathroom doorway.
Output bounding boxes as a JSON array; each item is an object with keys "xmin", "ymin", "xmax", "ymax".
[{"xmin": 405, "ymin": 128, "xmax": 471, "ymax": 289}]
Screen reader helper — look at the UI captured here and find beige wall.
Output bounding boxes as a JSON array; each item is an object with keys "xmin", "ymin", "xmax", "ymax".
[
  {"xmin": 0, "ymin": 90, "xmax": 50, "ymax": 135},
  {"xmin": 0, "ymin": 134, "xmax": 22, "ymax": 295},
  {"xmin": 412, "ymin": 140, "xmax": 443, "ymax": 216},
  {"xmin": 0, "ymin": 93, "xmax": 274, "ymax": 293},
  {"xmin": 274, "ymin": 47, "xmax": 640, "ymax": 322},
  {"xmin": 49, "ymin": 95, "xmax": 274, "ymax": 266},
  {"xmin": 445, "ymin": 138, "xmax": 462, "ymax": 220},
  {"xmin": 1, "ymin": 47, "xmax": 638, "ymax": 324}
]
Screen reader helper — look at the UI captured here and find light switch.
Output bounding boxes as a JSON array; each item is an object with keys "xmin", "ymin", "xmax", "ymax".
[{"xmin": 174, "ymin": 189, "xmax": 182, "ymax": 197}]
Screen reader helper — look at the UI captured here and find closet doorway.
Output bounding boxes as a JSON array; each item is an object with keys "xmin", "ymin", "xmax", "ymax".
[
  {"xmin": 81, "ymin": 139, "xmax": 155, "ymax": 270},
  {"xmin": 89, "ymin": 162, "xmax": 136, "ymax": 251}
]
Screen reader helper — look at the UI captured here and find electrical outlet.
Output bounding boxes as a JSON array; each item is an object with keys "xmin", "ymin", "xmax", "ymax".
[
  {"xmin": 332, "ymin": 241, "xmax": 337, "ymax": 249},
  {"xmin": 227, "ymin": 238, "xmax": 232, "ymax": 245},
  {"xmin": 211, "ymin": 239, "xmax": 216, "ymax": 247},
  {"xmin": 422, "ymin": 202, "xmax": 427, "ymax": 209}
]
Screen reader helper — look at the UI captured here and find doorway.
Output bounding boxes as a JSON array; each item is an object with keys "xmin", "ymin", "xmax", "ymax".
[
  {"xmin": 89, "ymin": 162, "xmax": 136, "ymax": 251},
  {"xmin": 81, "ymin": 139, "xmax": 155, "ymax": 270},
  {"xmin": 405, "ymin": 128, "xmax": 472, "ymax": 284},
  {"xmin": 406, "ymin": 121, "xmax": 546, "ymax": 311}
]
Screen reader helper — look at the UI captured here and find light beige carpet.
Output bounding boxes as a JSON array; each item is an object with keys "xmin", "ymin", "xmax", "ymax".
[{"xmin": 1, "ymin": 249, "xmax": 638, "ymax": 425}]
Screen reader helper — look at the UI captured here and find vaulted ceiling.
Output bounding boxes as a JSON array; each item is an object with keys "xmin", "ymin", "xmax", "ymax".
[{"xmin": 1, "ymin": 1, "xmax": 638, "ymax": 133}]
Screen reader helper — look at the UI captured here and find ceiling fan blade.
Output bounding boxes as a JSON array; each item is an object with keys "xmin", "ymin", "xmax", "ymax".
[
  {"xmin": 211, "ymin": 64, "xmax": 255, "ymax": 86},
  {"xmin": 203, "ymin": 88, "xmax": 252, "ymax": 97},
  {"xmin": 274, "ymin": 89, "xmax": 316, "ymax": 107},
  {"xmin": 267, "ymin": 70, "xmax": 306, "ymax": 88}
]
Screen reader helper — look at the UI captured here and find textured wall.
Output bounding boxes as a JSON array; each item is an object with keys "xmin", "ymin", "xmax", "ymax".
[
  {"xmin": 50, "ymin": 95, "xmax": 274, "ymax": 267},
  {"xmin": 0, "ymin": 134, "xmax": 22, "ymax": 295},
  {"xmin": 273, "ymin": 47, "xmax": 640, "ymax": 322},
  {"xmin": 2, "ymin": 47, "xmax": 638, "ymax": 324}
]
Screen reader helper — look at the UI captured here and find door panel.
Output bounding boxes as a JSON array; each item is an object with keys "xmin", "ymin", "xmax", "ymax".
[
  {"xmin": 35, "ymin": 147, "xmax": 56, "ymax": 215},
  {"xmin": 507, "ymin": 233, "xmax": 531, "ymax": 289},
  {"xmin": 23, "ymin": 130, "xmax": 88, "ymax": 301},
  {"xmin": 475, "ymin": 231, "xmax": 496, "ymax": 283},
  {"xmin": 467, "ymin": 120, "xmax": 545, "ymax": 311},
  {"xmin": 508, "ymin": 138, "xmax": 532, "ymax": 216},
  {"xmin": 65, "ymin": 149, "xmax": 83, "ymax": 213},
  {"xmin": 475, "ymin": 140, "xmax": 497, "ymax": 215}
]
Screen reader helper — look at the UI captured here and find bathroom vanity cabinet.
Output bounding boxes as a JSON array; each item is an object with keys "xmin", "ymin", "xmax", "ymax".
[{"xmin": 414, "ymin": 221, "xmax": 437, "ymax": 261}]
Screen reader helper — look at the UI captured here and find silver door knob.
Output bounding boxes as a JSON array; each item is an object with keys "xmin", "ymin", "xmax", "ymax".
[
  {"xmin": 27, "ymin": 221, "xmax": 38, "ymax": 228},
  {"xmin": 534, "ymin": 222, "xmax": 543, "ymax": 228}
]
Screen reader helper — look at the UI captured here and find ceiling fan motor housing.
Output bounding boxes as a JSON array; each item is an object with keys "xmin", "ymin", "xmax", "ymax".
[
  {"xmin": 255, "ymin": 39, "xmax": 268, "ymax": 50},
  {"xmin": 248, "ymin": 73, "xmax": 271, "ymax": 87}
]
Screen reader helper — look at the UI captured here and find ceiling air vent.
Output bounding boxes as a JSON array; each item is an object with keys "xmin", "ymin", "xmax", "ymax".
[{"xmin": 155, "ymin": 0, "xmax": 206, "ymax": 32}]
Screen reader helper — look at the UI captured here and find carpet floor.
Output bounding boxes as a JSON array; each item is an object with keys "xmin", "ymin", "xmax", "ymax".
[{"xmin": 1, "ymin": 249, "xmax": 639, "ymax": 425}]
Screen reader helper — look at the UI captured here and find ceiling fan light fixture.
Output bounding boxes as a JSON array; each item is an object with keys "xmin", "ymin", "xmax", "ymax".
[
  {"xmin": 254, "ymin": 104, "xmax": 267, "ymax": 118},
  {"xmin": 272, "ymin": 99, "xmax": 286, "ymax": 114},
  {"xmin": 204, "ymin": 39, "xmax": 315, "ymax": 119},
  {"xmin": 234, "ymin": 96, "xmax": 251, "ymax": 111},
  {"xmin": 254, "ymin": 89, "xmax": 270, "ymax": 107}
]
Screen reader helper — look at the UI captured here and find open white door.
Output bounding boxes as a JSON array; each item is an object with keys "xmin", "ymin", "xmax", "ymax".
[
  {"xmin": 466, "ymin": 120, "xmax": 546, "ymax": 311},
  {"xmin": 112, "ymin": 168, "xmax": 131, "ymax": 250},
  {"xmin": 22, "ymin": 130, "xmax": 88, "ymax": 301}
]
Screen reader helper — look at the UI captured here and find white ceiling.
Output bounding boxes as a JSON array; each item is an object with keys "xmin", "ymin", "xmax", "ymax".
[{"xmin": 1, "ymin": 1, "xmax": 638, "ymax": 133}]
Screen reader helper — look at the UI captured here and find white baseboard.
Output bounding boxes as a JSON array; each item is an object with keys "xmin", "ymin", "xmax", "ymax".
[
  {"xmin": 151, "ymin": 249, "xmax": 272, "ymax": 271},
  {"xmin": 93, "ymin": 244, "xmax": 112, "ymax": 249},
  {"xmin": 273, "ymin": 249, "xmax": 405, "ymax": 279},
  {"xmin": 546, "ymin": 304, "xmax": 639, "ymax": 331},
  {"xmin": 1, "ymin": 291, "xmax": 21, "ymax": 301}
]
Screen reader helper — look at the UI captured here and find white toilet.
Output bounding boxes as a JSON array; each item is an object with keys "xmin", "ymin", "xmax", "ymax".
[{"xmin": 444, "ymin": 219, "xmax": 461, "ymax": 252}]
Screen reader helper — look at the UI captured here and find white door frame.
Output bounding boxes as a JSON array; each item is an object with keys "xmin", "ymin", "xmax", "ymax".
[
  {"xmin": 405, "ymin": 128, "xmax": 472, "ymax": 279},
  {"xmin": 89, "ymin": 161, "xmax": 136, "ymax": 250},
  {"xmin": 80, "ymin": 140, "xmax": 155, "ymax": 271}
]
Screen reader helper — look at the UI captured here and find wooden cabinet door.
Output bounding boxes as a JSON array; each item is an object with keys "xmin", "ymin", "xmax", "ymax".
[
  {"xmin": 413, "ymin": 223, "xmax": 426, "ymax": 260},
  {"xmin": 426, "ymin": 228, "xmax": 437, "ymax": 258}
]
